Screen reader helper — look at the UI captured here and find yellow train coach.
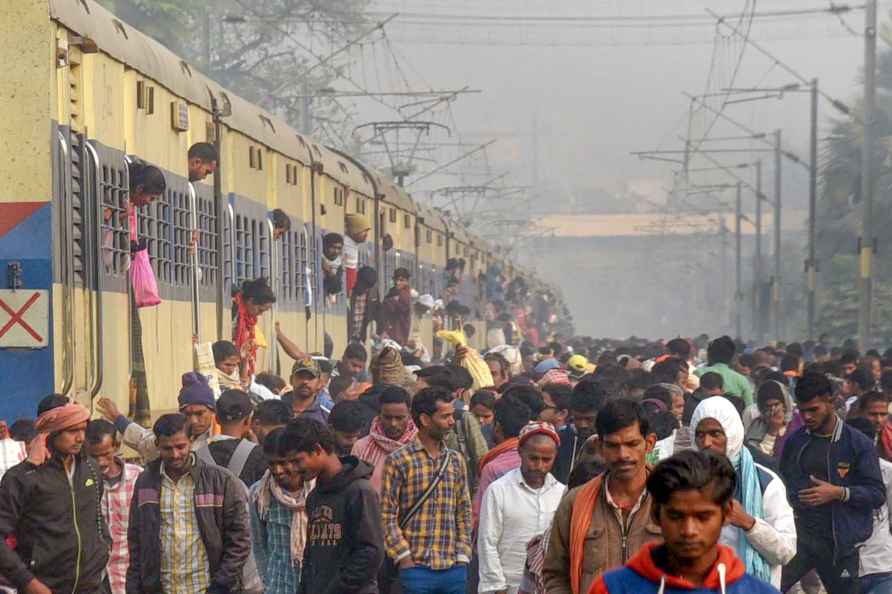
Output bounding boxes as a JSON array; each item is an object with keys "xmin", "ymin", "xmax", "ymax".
[{"xmin": 0, "ymin": 0, "xmax": 535, "ymax": 421}]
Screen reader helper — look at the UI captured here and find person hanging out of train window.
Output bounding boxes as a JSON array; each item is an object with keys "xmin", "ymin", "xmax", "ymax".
[
  {"xmin": 343, "ymin": 214, "xmax": 371, "ymax": 297},
  {"xmin": 379, "ymin": 268, "xmax": 413, "ymax": 347},
  {"xmin": 233, "ymin": 278, "xmax": 277, "ymax": 378},
  {"xmin": 322, "ymin": 232, "xmax": 344, "ymax": 303},
  {"xmin": 349, "ymin": 266, "xmax": 380, "ymax": 343},
  {"xmin": 187, "ymin": 142, "xmax": 218, "ymax": 182},
  {"xmin": 102, "ymin": 161, "xmax": 166, "ymax": 270},
  {"xmin": 271, "ymin": 208, "xmax": 291, "ymax": 241}
]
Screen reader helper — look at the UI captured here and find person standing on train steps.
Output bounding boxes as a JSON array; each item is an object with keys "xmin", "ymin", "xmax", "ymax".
[
  {"xmin": 344, "ymin": 214, "xmax": 372, "ymax": 297},
  {"xmin": 126, "ymin": 413, "xmax": 251, "ymax": 594},
  {"xmin": 233, "ymin": 278, "xmax": 277, "ymax": 379},
  {"xmin": 380, "ymin": 268, "xmax": 414, "ymax": 347},
  {"xmin": 188, "ymin": 142, "xmax": 218, "ymax": 182},
  {"xmin": 282, "ymin": 358, "xmax": 331, "ymax": 424},
  {"xmin": 349, "ymin": 267, "xmax": 380, "ymax": 343},
  {"xmin": 85, "ymin": 420, "xmax": 142, "ymax": 594},
  {"xmin": 98, "ymin": 371, "xmax": 218, "ymax": 462},
  {"xmin": 0, "ymin": 397, "xmax": 110, "ymax": 594}
]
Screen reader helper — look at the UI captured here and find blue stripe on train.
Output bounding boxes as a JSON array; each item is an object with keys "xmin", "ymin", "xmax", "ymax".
[{"xmin": 0, "ymin": 203, "xmax": 54, "ymax": 421}]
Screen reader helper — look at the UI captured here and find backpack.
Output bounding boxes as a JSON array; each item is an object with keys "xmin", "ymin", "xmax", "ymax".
[{"xmin": 195, "ymin": 439, "xmax": 264, "ymax": 594}]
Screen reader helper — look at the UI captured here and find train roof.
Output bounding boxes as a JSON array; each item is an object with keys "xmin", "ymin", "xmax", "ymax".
[{"xmin": 49, "ymin": 0, "xmax": 379, "ymax": 196}]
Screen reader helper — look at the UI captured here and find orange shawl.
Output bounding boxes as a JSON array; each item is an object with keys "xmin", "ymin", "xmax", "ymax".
[
  {"xmin": 234, "ymin": 292, "xmax": 258, "ymax": 377},
  {"xmin": 478, "ymin": 436, "xmax": 519, "ymax": 474},
  {"xmin": 569, "ymin": 475, "xmax": 603, "ymax": 594}
]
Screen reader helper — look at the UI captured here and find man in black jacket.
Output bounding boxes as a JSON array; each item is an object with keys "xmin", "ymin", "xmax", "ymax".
[
  {"xmin": 288, "ymin": 417, "xmax": 384, "ymax": 594},
  {"xmin": 126, "ymin": 413, "xmax": 251, "ymax": 594},
  {"xmin": 0, "ymin": 395, "xmax": 110, "ymax": 594}
]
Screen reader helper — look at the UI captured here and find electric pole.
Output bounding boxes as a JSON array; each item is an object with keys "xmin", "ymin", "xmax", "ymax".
[
  {"xmin": 754, "ymin": 160, "xmax": 763, "ymax": 342},
  {"xmin": 807, "ymin": 78, "xmax": 819, "ymax": 341},
  {"xmin": 859, "ymin": 0, "xmax": 878, "ymax": 350},
  {"xmin": 735, "ymin": 182, "xmax": 743, "ymax": 340},
  {"xmin": 774, "ymin": 129, "xmax": 783, "ymax": 343}
]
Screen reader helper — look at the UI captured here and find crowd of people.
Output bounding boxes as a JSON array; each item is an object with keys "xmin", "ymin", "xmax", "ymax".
[
  {"xmin": 4, "ymin": 150, "xmax": 892, "ymax": 594},
  {"xmin": 2, "ymin": 331, "xmax": 892, "ymax": 594}
]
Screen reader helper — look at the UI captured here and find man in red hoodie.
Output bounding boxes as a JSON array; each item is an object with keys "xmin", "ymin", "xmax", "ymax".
[{"xmin": 590, "ymin": 449, "xmax": 780, "ymax": 594}]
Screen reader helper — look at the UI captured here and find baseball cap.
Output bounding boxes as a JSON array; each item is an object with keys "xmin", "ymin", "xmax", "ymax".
[{"xmin": 291, "ymin": 358, "xmax": 321, "ymax": 378}]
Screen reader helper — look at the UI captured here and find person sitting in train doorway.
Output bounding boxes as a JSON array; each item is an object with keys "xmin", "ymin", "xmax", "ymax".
[
  {"xmin": 233, "ymin": 278, "xmax": 277, "ymax": 379},
  {"xmin": 380, "ymin": 268, "xmax": 414, "ymax": 347},
  {"xmin": 187, "ymin": 142, "xmax": 218, "ymax": 182},
  {"xmin": 321, "ymin": 232, "xmax": 344, "ymax": 304},
  {"xmin": 271, "ymin": 208, "xmax": 292, "ymax": 241},
  {"xmin": 343, "ymin": 214, "xmax": 371, "ymax": 297}
]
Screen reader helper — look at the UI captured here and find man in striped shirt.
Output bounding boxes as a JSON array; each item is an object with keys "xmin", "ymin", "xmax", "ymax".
[
  {"xmin": 381, "ymin": 386, "xmax": 472, "ymax": 594},
  {"xmin": 85, "ymin": 421, "xmax": 141, "ymax": 594}
]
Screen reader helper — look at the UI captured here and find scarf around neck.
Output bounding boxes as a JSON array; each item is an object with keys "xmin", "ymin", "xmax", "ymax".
[
  {"xmin": 234, "ymin": 292, "xmax": 258, "ymax": 377},
  {"xmin": 356, "ymin": 416, "xmax": 417, "ymax": 462},
  {"xmin": 256, "ymin": 471, "xmax": 314, "ymax": 565}
]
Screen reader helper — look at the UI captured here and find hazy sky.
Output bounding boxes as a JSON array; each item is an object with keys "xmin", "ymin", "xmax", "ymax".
[{"xmin": 354, "ymin": 0, "xmax": 876, "ymax": 204}]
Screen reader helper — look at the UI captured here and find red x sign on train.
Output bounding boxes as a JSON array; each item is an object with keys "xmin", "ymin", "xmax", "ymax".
[{"xmin": 0, "ymin": 290, "xmax": 49, "ymax": 348}]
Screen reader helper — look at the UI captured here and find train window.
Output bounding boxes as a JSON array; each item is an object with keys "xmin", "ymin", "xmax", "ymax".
[
  {"xmin": 436, "ymin": 233, "xmax": 443, "ymax": 247},
  {"xmin": 136, "ymin": 81, "xmax": 145, "ymax": 109},
  {"xmin": 256, "ymin": 218, "xmax": 270, "ymax": 281},
  {"xmin": 355, "ymin": 196, "xmax": 365, "ymax": 214},
  {"xmin": 140, "ymin": 188, "xmax": 172, "ymax": 284},
  {"xmin": 333, "ymin": 187, "xmax": 343, "ymax": 206},
  {"xmin": 257, "ymin": 148, "xmax": 263, "ymax": 171},
  {"xmin": 249, "ymin": 147, "xmax": 256, "ymax": 169},
  {"xmin": 404, "ymin": 214, "xmax": 411, "ymax": 229},
  {"xmin": 280, "ymin": 230, "xmax": 294, "ymax": 301},
  {"xmin": 389, "ymin": 208, "xmax": 397, "ymax": 224},
  {"xmin": 146, "ymin": 86, "xmax": 155, "ymax": 115},
  {"xmin": 426, "ymin": 229, "xmax": 433, "ymax": 244},
  {"xmin": 235, "ymin": 214, "xmax": 254, "ymax": 283},
  {"xmin": 196, "ymin": 194, "xmax": 218, "ymax": 286},
  {"xmin": 99, "ymin": 161, "xmax": 129, "ymax": 276},
  {"xmin": 172, "ymin": 186, "xmax": 191, "ymax": 286}
]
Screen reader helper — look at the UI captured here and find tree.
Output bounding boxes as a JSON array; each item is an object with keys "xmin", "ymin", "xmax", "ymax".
[{"xmin": 816, "ymin": 13, "xmax": 892, "ymax": 342}]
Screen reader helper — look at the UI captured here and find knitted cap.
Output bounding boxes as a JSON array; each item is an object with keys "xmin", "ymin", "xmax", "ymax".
[{"xmin": 178, "ymin": 372, "xmax": 216, "ymax": 410}]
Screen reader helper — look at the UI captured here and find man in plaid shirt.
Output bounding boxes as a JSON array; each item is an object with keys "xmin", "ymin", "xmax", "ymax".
[
  {"xmin": 381, "ymin": 386, "xmax": 472, "ymax": 594},
  {"xmin": 85, "ymin": 420, "xmax": 142, "ymax": 594}
]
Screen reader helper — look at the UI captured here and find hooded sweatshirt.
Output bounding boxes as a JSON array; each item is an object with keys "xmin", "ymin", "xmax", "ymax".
[
  {"xmin": 590, "ymin": 542, "xmax": 781, "ymax": 594},
  {"xmin": 689, "ymin": 398, "xmax": 795, "ymax": 588},
  {"xmin": 299, "ymin": 456, "xmax": 384, "ymax": 594}
]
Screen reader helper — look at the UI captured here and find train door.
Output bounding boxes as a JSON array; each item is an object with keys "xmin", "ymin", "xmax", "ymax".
[{"xmin": 53, "ymin": 129, "xmax": 115, "ymax": 411}]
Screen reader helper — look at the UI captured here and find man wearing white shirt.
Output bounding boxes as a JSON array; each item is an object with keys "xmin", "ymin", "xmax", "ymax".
[{"xmin": 478, "ymin": 422, "xmax": 565, "ymax": 594}]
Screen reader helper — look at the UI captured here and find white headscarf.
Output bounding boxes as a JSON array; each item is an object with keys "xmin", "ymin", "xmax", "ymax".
[{"xmin": 690, "ymin": 396, "xmax": 744, "ymax": 464}]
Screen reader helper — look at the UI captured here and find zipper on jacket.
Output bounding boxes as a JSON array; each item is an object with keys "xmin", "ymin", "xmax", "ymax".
[
  {"xmin": 69, "ymin": 464, "xmax": 82, "ymax": 594},
  {"xmin": 826, "ymin": 430, "xmax": 838, "ymax": 565}
]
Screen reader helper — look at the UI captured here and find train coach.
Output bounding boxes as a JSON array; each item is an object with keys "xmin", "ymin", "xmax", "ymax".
[{"xmin": 0, "ymin": 0, "xmax": 553, "ymax": 421}]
